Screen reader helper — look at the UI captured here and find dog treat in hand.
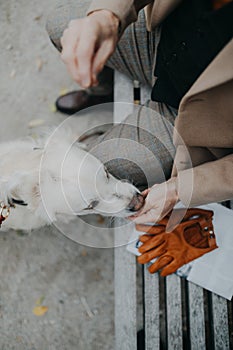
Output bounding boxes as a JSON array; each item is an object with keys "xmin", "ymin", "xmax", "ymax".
[{"xmin": 136, "ymin": 208, "xmax": 218, "ymax": 276}]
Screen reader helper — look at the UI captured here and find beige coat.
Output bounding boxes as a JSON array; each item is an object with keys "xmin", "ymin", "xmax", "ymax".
[{"xmin": 88, "ymin": 0, "xmax": 233, "ymax": 206}]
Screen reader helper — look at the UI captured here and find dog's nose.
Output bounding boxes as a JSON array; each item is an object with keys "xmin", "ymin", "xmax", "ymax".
[{"xmin": 128, "ymin": 193, "xmax": 145, "ymax": 212}]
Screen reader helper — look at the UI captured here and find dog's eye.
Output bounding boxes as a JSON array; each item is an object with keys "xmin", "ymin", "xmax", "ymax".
[
  {"xmin": 83, "ymin": 200, "xmax": 99, "ymax": 210},
  {"xmin": 104, "ymin": 166, "xmax": 110, "ymax": 180}
]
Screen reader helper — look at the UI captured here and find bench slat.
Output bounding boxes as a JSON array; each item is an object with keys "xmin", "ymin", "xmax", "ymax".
[
  {"xmin": 166, "ymin": 274, "xmax": 183, "ymax": 350},
  {"xmin": 114, "ymin": 71, "xmax": 134, "ymax": 123},
  {"xmin": 144, "ymin": 267, "xmax": 160, "ymax": 350},
  {"xmin": 141, "ymin": 83, "xmax": 160, "ymax": 350},
  {"xmin": 188, "ymin": 282, "xmax": 206, "ymax": 350},
  {"xmin": 140, "ymin": 84, "xmax": 151, "ymax": 104},
  {"xmin": 114, "ymin": 72, "xmax": 137, "ymax": 350},
  {"xmin": 212, "ymin": 293, "xmax": 230, "ymax": 350},
  {"xmin": 114, "ymin": 226, "xmax": 137, "ymax": 350}
]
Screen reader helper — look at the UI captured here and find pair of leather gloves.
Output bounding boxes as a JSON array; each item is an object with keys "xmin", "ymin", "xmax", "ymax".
[{"xmin": 136, "ymin": 208, "xmax": 218, "ymax": 276}]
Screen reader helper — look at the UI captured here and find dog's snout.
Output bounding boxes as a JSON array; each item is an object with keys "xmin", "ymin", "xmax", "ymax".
[{"xmin": 128, "ymin": 193, "xmax": 145, "ymax": 212}]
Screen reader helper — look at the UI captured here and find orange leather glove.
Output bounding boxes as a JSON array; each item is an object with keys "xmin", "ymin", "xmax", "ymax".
[{"xmin": 136, "ymin": 208, "xmax": 218, "ymax": 276}]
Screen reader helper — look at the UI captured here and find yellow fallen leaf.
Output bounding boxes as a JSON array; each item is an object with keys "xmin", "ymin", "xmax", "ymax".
[
  {"xmin": 49, "ymin": 104, "xmax": 57, "ymax": 113},
  {"xmin": 33, "ymin": 306, "xmax": 48, "ymax": 316},
  {"xmin": 28, "ymin": 118, "xmax": 45, "ymax": 128},
  {"xmin": 81, "ymin": 249, "xmax": 87, "ymax": 257},
  {"xmin": 16, "ymin": 336, "xmax": 23, "ymax": 343},
  {"xmin": 34, "ymin": 14, "xmax": 42, "ymax": 21},
  {"xmin": 59, "ymin": 88, "xmax": 68, "ymax": 96},
  {"xmin": 35, "ymin": 296, "xmax": 45, "ymax": 306},
  {"xmin": 36, "ymin": 57, "xmax": 43, "ymax": 71},
  {"xmin": 30, "ymin": 133, "xmax": 38, "ymax": 140}
]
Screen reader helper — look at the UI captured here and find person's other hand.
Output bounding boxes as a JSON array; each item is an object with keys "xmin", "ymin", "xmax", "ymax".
[
  {"xmin": 129, "ymin": 179, "xmax": 178, "ymax": 224},
  {"xmin": 61, "ymin": 10, "xmax": 119, "ymax": 88}
]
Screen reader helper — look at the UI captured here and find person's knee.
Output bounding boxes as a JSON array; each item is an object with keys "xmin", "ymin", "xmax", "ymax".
[
  {"xmin": 46, "ymin": 1, "xmax": 91, "ymax": 52},
  {"xmin": 46, "ymin": 5, "xmax": 68, "ymax": 52}
]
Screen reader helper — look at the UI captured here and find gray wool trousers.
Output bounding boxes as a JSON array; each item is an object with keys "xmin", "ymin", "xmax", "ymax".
[{"xmin": 46, "ymin": 1, "xmax": 177, "ymax": 188}]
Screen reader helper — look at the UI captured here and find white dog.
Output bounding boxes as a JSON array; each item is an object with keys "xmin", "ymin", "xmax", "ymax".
[{"xmin": 0, "ymin": 127, "xmax": 144, "ymax": 231}]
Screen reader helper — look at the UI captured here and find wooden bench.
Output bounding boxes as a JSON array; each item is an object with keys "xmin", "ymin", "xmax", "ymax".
[{"xmin": 114, "ymin": 71, "xmax": 233, "ymax": 350}]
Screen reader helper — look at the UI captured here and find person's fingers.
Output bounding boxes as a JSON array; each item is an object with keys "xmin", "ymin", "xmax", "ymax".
[
  {"xmin": 61, "ymin": 30, "xmax": 81, "ymax": 83},
  {"xmin": 148, "ymin": 255, "xmax": 173, "ymax": 274},
  {"xmin": 136, "ymin": 224, "xmax": 165, "ymax": 235},
  {"xmin": 62, "ymin": 52, "xmax": 80, "ymax": 83},
  {"xmin": 76, "ymin": 29, "xmax": 97, "ymax": 87},
  {"xmin": 135, "ymin": 200, "xmax": 151, "ymax": 216},
  {"xmin": 91, "ymin": 74, "xmax": 99, "ymax": 86},
  {"xmin": 141, "ymin": 188, "xmax": 151, "ymax": 197},
  {"xmin": 131, "ymin": 209, "xmax": 161, "ymax": 224},
  {"xmin": 60, "ymin": 14, "xmax": 119, "ymax": 86},
  {"xmin": 61, "ymin": 19, "xmax": 98, "ymax": 87},
  {"xmin": 129, "ymin": 188, "xmax": 162, "ymax": 220},
  {"xmin": 135, "ymin": 194, "xmax": 163, "ymax": 218},
  {"xmin": 92, "ymin": 40, "xmax": 115, "ymax": 79}
]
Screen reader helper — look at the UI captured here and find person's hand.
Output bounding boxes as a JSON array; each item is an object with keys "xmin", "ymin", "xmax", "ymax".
[
  {"xmin": 60, "ymin": 10, "xmax": 119, "ymax": 88},
  {"xmin": 129, "ymin": 178, "xmax": 178, "ymax": 224}
]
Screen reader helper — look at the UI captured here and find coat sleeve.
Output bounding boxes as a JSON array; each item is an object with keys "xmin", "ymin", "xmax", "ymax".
[
  {"xmin": 175, "ymin": 153, "xmax": 233, "ymax": 206},
  {"xmin": 87, "ymin": 0, "xmax": 153, "ymax": 34}
]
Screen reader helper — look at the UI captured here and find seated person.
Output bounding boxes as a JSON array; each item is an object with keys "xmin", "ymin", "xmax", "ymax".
[{"xmin": 46, "ymin": 0, "xmax": 233, "ymax": 224}]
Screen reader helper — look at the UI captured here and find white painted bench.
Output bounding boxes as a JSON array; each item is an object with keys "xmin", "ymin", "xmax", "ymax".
[{"xmin": 114, "ymin": 71, "xmax": 233, "ymax": 350}]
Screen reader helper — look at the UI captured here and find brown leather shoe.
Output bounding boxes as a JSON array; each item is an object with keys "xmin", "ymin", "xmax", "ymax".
[{"xmin": 55, "ymin": 90, "xmax": 113, "ymax": 115}]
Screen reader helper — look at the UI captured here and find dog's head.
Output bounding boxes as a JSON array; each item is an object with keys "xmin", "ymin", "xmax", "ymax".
[
  {"xmin": 74, "ymin": 161, "xmax": 144, "ymax": 217},
  {"xmin": 41, "ymin": 143, "xmax": 145, "ymax": 220}
]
